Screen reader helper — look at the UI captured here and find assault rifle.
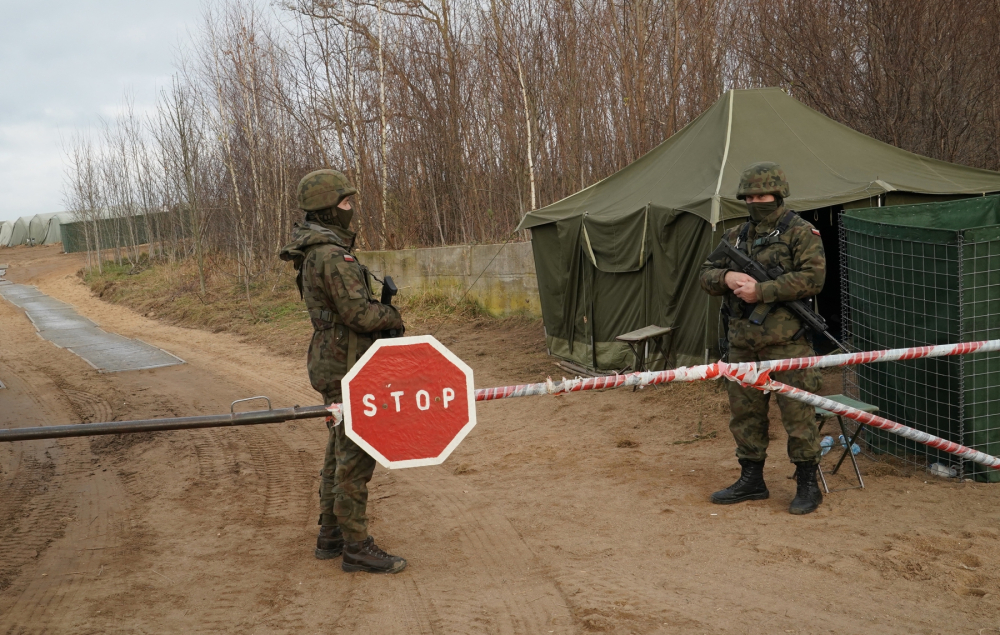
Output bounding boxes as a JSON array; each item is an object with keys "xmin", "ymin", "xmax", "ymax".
[
  {"xmin": 708, "ymin": 239, "xmax": 845, "ymax": 352},
  {"xmin": 378, "ymin": 275, "xmax": 404, "ymax": 338}
]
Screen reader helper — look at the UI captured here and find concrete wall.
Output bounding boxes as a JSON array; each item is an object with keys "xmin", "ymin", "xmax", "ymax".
[{"xmin": 358, "ymin": 242, "xmax": 540, "ymax": 317}]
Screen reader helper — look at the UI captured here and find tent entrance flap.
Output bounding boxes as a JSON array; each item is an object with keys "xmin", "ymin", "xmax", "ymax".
[{"xmin": 559, "ymin": 208, "xmax": 654, "ymax": 359}]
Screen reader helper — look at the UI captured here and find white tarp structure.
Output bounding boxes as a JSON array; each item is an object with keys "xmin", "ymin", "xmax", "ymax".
[
  {"xmin": 27, "ymin": 213, "xmax": 58, "ymax": 245},
  {"xmin": 40, "ymin": 212, "xmax": 74, "ymax": 245},
  {"xmin": 2, "ymin": 212, "xmax": 76, "ymax": 247},
  {"xmin": 7, "ymin": 216, "xmax": 31, "ymax": 246}
]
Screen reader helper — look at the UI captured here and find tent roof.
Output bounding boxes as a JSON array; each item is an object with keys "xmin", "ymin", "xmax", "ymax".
[
  {"xmin": 46, "ymin": 212, "xmax": 74, "ymax": 225},
  {"xmin": 28, "ymin": 213, "xmax": 63, "ymax": 242},
  {"xmin": 29, "ymin": 212, "xmax": 62, "ymax": 227},
  {"xmin": 518, "ymin": 88, "xmax": 1000, "ymax": 230},
  {"xmin": 41, "ymin": 212, "xmax": 74, "ymax": 245},
  {"xmin": 6, "ymin": 216, "xmax": 31, "ymax": 246}
]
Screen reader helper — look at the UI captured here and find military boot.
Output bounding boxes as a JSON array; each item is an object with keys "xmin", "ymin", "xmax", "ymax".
[
  {"xmin": 315, "ymin": 525, "xmax": 344, "ymax": 559},
  {"xmin": 710, "ymin": 459, "xmax": 769, "ymax": 504},
  {"xmin": 789, "ymin": 462, "xmax": 823, "ymax": 515},
  {"xmin": 341, "ymin": 537, "xmax": 407, "ymax": 574}
]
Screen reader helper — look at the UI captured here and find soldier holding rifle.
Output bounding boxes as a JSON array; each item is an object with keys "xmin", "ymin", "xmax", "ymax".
[{"xmin": 699, "ymin": 163, "xmax": 827, "ymax": 515}]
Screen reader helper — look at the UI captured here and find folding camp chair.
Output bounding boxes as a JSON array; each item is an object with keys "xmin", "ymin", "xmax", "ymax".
[{"xmin": 813, "ymin": 394, "xmax": 877, "ymax": 493}]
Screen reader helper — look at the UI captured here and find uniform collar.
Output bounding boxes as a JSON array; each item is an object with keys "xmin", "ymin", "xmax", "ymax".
[
  {"xmin": 305, "ymin": 221, "xmax": 356, "ymax": 250},
  {"xmin": 749, "ymin": 203, "xmax": 786, "ymax": 237}
]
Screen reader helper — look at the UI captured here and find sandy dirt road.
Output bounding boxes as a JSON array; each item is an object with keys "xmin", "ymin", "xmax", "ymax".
[{"xmin": 1, "ymin": 244, "xmax": 999, "ymax": 634}]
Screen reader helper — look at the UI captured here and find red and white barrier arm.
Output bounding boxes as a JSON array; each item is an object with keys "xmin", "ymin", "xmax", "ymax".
[
  {"xmin": 757, "ymin": 378, "xmax": 1000, "ymax": 470},
  {"xmin": 758, "ymin": 339, "xmax": 1000, "ymax": 374},
  {"xmin": 325, "ymin": 339, "xmax": 1000, "ymax": 469},
  {"xmin": 473, "ymin": 364, "xmax": 714, "ymax": 401}
]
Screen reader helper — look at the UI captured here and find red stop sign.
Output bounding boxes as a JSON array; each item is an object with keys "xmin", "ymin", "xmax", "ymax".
[{"xmin": 341, "ymin": 335, "xmax": 476, "ymax": 469}]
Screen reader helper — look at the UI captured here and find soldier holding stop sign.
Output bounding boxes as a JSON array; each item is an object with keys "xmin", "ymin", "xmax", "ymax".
[{"xmin": 280, "ymin": 169, "xmax": 407, "ymax": 574}]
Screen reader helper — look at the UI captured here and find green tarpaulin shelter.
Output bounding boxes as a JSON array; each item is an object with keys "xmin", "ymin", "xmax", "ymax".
[
  {"xmin": 518, "ymin": 87, "xmax": 1000, "ymax": 370},
  {"xmin": 60, "ymin": 210, "xmax": 187, "ymax": 254}
]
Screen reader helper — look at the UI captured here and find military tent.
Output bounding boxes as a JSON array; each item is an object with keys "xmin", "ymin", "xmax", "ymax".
[
  {"xmin": 27, "ymin": 213, "xmax": 67, "ymax": 245},
  {"xmin": 0, "ymin": 221, "xmax": 12, "ymax": 247},
  {"xmin": 7, "ymin": 216, "xmax": 32, "ymax": 247},
  {"xmin": 39, "ymin": 212, "xmax": 74, "ymax": 245},
  {"xmin": 517, "ymin": 87, "xmax": 1000, "ymax": 371}
]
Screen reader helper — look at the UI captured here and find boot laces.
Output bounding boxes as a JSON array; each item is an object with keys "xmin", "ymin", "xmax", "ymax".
[
  {"xmin": 795, "ymin": 464, "xmax": 817, "ymax": 488},
  {"xmin": 735, "ymin": 464, "xmax": 761, "ymax": 487},
  {"xmin": 363, "ymin": 537, "xmax": 391, "ymax": 558}
]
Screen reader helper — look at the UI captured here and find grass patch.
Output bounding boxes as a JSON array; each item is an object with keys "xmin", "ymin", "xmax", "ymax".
[
  {"xmin": 81, "ymin": 255, "xmax": 504, "ymax": 359},
  {"xmin": 82, "ymin": 255, "xmax": 312, "ymax": 358},
  {"xmin": 396, "ymin": 289, "xmax": 491, "ymax": 322}
]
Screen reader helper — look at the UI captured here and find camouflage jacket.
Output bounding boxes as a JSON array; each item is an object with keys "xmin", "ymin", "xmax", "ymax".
[
  {"xmin": 699, "ymin": 205, "xmax": 826, "ymax": 350},
  {"xmin": 279, "ymin": 222, "xmax": 402, "ymax": 397}
]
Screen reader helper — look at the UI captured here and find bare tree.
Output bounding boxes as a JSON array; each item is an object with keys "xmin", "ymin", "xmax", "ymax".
[{"xmin": 63, "ymin": 0, "xmax": 1000, "ymax": 277}]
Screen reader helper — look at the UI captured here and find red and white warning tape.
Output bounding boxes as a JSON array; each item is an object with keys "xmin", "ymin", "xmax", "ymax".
[
  {"xmin": 712, "ymin": 355, "xmax": 1000, "ymax": 470},
  {"xmin": 472, "ymin": 339, "xmax": 1000, "ymax": 401},
  {"xmin": 757, "ymin": 379, "xmax": 1000, "ymax": 470}
]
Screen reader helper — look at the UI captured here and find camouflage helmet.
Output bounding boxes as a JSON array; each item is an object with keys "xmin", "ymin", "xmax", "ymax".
[
  {"xmin": 736, "ymin": 162, "xmax": 790, "ymax": 200},
  {"xmin": 296, "ymin": 169, "xmax": 357, "ymax": 211}
]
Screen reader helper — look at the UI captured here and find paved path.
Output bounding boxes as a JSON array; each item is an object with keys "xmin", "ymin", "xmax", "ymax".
[{"xmin": 0, "ymin": 284, "xmax": 183, "ymax": 372}]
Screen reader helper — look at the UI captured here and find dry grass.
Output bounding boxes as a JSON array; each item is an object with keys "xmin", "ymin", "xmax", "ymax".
[{"xmin": 81, "ymin": 256, "xmax": 499, "ymax": 360}]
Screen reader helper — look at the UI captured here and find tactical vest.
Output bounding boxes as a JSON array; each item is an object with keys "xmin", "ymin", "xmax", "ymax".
[{"xmin": 727, "ymin": 209, "xmax": 801, "ymax": 325}]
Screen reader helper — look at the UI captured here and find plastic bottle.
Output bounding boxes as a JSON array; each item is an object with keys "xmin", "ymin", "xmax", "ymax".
[
  {"xmin": 838, "ymin": 434, "xmax": 861, "ymax": 455},
  {"xmin": 820, "ymin": 436, "xmax": 835, "ymax": 456},
  {"xmin": 928, "ymin": 462, "xmax": 957, "ymax": 478}
]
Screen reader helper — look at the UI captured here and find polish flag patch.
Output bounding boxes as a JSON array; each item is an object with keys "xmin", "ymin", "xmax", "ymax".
[
  {"xmin": 344, "ymin": 254, "xmax": 356, "ymax": 262},
  {"xmin": 811, "ymin": 229, "xmax": 821, "ymax": 236}
]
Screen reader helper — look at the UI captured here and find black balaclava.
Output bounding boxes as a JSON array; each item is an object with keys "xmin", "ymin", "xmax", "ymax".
[
  {"xmin": 746, "ymin": 196, "xmax": 782, "ymax": 223},
  {"xmin": 307, "ymin": 199, "xmax": 354, "ymax": 230}
]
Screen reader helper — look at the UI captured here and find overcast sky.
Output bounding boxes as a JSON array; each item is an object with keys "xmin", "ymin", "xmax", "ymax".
[{"xmin": 0, "ymin": 0, "xmax": 209, "ymax": 223}]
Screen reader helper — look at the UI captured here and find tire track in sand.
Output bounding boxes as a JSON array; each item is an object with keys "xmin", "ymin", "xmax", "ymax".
[
  {"xmin": 336, "ymin": 467, "xmax": 573, "ymax": 634},
  {"xmin": 0, "ymin": 383, "xmax": 129, "ymax": 635},
  {"xmin": 0, "ymin": 452, "xmax": 58, "ymax": 593},
  {"xmin": 0, "ymin": 277, "xmax": 134, "ymax": 633},
  {"xmin": 1, "ymin": 461, "xmax": 131, "ymax": 635},
  {"xmin": 62, "ymin": 389, "xmax": 114, "ymax": 424},
  {"xmin": 243, "ymin": 428, "xmax": 314, "ymax": 524}
]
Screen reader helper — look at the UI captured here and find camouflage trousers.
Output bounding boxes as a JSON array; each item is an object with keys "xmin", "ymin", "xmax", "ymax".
[
  {"xmin": 727, "ymin": 342, "xmax": 822, "ymax": 464},
  {"xmin": 319, "ymin": 390, "xmax": 376, "ymax": 543}
]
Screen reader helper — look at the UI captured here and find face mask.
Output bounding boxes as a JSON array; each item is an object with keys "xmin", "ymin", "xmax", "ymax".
[
  {"xmin": 746, "ymin": 200, "xmax": 779, "ymax": 223},
  {"xmin": 336, "ymin": 206, "xmax": 354, "ymax": 228},
  {"xmin": 307, "ymin": 204, "xmax": 353, "ymax": 229}
]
